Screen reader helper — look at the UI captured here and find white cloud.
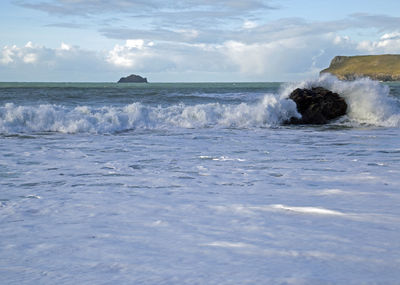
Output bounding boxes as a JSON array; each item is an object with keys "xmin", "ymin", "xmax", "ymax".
[
  {"xmin": 60, "ymin": 42, "xmax": 72, "ymax": 51},
  {"xmin": 381, "ymin": 32, "xmax": 400, "ymax": 40},
  {"xmin": 23, "ymin": 53, "xmax": 38, "ymax": 64},
  {"xmin": 0, "ymin": 36, "xmax": 350, "ymax": 82},
  {"xmin": 333, "ymin": 35, "xmax": 350, "ymax": 45},
  {"xmin": 0, "ymin": 45, "xmax": 16, "ymax": 65},
  {"xmin": 357, "ymin": 31, "xmax": 400, "ymax": 53},
  {"xmin": 107, "ymin": 40, "xmax": 155, "ymax": 68},
  {"xmin": 1, "ymin": 43, "xmax": 40, "ymax": 65},
  {"xmin": 125, "ymin": 39, "xmax": 146, "ymax": 50},
  {"xmin": 223, "ymin": 41, "xmax": 264, "ymax": 74},
  {"xmin": 0, "ymin": 42, "xmax": 55, "ymax": 66},
  {"xmin": 25, "ymin": 41, "xmax": 34, "ymax": 48},
  {"xmin": 221, "ymin": 35, "xmax": 334, "ymax": 78},
  {"xmin": 7, "ymin": 0, "xmax": 400, "ymax": 82},
  {"xmin": 0, "ymin": 27, "xmax": 398, "ymax": 82},
  {"xmin": 0, "ymin": 41, "xmax": 112, "ymax": 81}
]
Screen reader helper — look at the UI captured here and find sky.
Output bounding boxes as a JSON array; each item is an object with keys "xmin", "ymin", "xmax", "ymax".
[{"xmin": 1, "ymin": 0, "xmax": 400, "ymax": 82}]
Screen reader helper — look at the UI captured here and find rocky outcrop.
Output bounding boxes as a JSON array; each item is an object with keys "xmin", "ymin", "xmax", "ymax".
[
  {"xmin": 118, "ymin": 74, "xmax": 148, "ymax": 83},
  {"xmin": 287, "ymin": 87, "xmax": 347, "ymax": 124},
  {"xmin": 320, "ymin": 55, "xmax": 400, "ymax": 81}
]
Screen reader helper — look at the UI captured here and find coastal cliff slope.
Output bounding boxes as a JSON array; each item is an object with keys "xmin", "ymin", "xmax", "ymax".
[{"xmin": 320, "ymin": 54, "xmax": 400, "ymax": 81}]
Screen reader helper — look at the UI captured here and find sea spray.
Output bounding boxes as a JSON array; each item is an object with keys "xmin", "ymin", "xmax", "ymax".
[
  {"xmin": 1, "ymin": 77, "xmax": 399, "ymax": 134},
  {"xmin": 282, "ymin": 74, "xmax": 400, "ymax": 127},
  {"xmin": 0, "ymin": 95, "xmax": 299, "ymax": 134}
]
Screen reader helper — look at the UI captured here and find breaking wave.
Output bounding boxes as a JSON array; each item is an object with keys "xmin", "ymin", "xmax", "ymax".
[
  {"xmin": 0, "ymin": 96, "xmax": 299, "ymax": 134},
  {"xmin": 1, "ymin": 75, "xmax": 399, "ymax": 134}
]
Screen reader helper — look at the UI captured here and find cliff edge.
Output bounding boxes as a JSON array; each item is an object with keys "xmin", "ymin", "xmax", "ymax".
[{"xmin": 320, "ymin": 54, "xmax": 400, "ymax": 81}]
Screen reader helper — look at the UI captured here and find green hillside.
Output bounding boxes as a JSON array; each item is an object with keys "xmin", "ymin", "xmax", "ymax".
[{"xmin": 320, "ymin": 54, "xmax": 400, "ymax": 81}]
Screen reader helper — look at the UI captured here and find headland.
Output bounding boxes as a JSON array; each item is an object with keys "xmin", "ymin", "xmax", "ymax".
[{"xmin": 320, "ymin": 54, "xmax": 400, "ymax": 81}]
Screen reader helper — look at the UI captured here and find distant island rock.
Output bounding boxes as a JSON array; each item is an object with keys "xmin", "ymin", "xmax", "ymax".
[
  {"xmin": 117, "ymin": 74, "xmax": 148, "ymax": 83},
  {"xmin": 320, "ymin": 54, "xmax": 400, "ymax": 81},
  {"xmin": 287, "ymin": 87, "xmax": 348, "ymax": 125}
]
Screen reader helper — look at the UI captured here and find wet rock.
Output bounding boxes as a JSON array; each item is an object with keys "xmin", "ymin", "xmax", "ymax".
[{"xmin": 288, "ymin": 87, "xmax": 347, "ymax": 124}]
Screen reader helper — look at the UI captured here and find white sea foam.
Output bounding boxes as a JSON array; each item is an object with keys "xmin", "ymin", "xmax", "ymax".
[
  {"xmin": 2, "ymin": 83, "xmax": 400, "ymax": 284},
  {"xmin": 1, "ymin": 76, "xmax": 399, "ymax": 134},
  {"xmin": 0, "ymin": 95, "xmax": 299, "ymax": 134},
  {"xmin": 271, "ymin": 204, "xmax": 345, "ymax": 216}
]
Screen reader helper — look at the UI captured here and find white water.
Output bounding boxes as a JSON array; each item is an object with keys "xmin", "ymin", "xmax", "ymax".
[
  {"xmin": 1, "ymin": 79, "xmax": 400, "ymax": 284},
  {"xmin": 0, "ymin": 97, "xmax": 298, "ymax": 133},
  {"xmin": 1, "ymin": 76, "xmax": 399, "ymax": 135}
]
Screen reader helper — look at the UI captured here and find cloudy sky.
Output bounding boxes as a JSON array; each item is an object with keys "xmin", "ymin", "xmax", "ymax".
[{"xmin": 1, "ymin": 0, "xmax": 400, "ymax": 82}]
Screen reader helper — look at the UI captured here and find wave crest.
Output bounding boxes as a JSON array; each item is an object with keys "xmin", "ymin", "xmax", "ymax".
[
  {"xmin": 0, "ymin": 95, "xmax": 299, "ymax": 134},
  {"xmin": 1, "ymin": 76, "xmax": 399, "ymax": 134}
]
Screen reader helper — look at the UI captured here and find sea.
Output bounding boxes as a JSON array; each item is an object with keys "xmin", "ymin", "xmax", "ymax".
[{"xmin": 1, "ymin": 74, "xmax": 400, "ymax": 284}]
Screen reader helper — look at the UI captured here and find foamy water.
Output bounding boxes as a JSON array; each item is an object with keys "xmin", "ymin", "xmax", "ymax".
[
  {"xmin": 1, "ymin": 78, "xmax": 400, "ymax": 284},
  {"xmin": 1, "ymin": 76, "xmax": 399, "ymax": 135}
]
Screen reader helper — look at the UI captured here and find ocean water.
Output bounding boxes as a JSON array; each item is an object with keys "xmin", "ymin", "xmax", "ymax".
[{"xmin": 1, "ymin": 75, "xmax": 400, "ymax": 284}]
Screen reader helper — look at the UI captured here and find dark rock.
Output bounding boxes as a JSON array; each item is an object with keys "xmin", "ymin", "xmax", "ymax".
[
  {"xmin": 118, "ymin": 74, "xmax": 148, "ymax": 83},
  {"xmin": 287, "ymin": 87, "xmax": 347, "ymax": 124}
]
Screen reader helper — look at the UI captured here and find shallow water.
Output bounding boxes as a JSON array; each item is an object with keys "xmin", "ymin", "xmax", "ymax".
[{"xmin": 1, "ymin": 76, "xmax": 400, "ymax": 284}]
